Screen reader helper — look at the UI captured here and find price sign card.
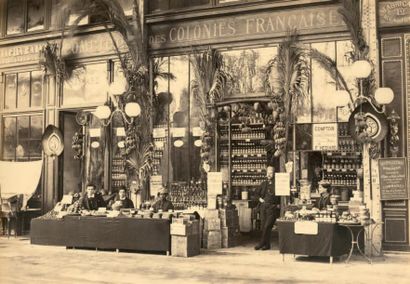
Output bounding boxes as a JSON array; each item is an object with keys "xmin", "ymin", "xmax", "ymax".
[
  {"xmin": 207, "ymin": 172, "xmax": 223, "ymax": 196},
  {"xmin": 275, "ymin": 172, "xmax": 290, "ymax": 196}
]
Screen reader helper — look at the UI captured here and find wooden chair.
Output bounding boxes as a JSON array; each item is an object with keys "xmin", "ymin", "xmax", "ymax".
[{"xmin": 0, "ymin": 195, "xmax": 22, "ymax": 238}]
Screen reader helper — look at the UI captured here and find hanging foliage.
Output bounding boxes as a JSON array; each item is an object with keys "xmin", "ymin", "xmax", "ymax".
[
  {"xmin": 264, "ymin": 30, "xmax": 310, "ymax": 166},
  {"xmin": 190, "ymin": 47, "xmax": 233, "ymax": 180},
  {"xmin": 63, "ymin": 0, "xmax": 154, "ymax": 198}
]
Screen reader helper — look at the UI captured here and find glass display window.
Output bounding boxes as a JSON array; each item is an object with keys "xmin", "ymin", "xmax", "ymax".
[
  {"xmin": 3, "ymin": 72, "xmax": 43, "ymax": 110},
  {"xmin": 62, "ymin": 63, "xmax": 107, "ymax": 106},
  {"xmin": 2, "ymin": 115, "xmax": 43, "ymax": 161}
]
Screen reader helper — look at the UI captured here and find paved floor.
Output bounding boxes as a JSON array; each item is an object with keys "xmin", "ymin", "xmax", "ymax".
[{"xmin": 0, "ymin": 234, "xmax": 409, "ymax": 284}]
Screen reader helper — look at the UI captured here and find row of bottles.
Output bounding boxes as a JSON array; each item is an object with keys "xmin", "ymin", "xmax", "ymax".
[
  {"xmin": 323, "ymin": 172, "xmax": 357, "ymax": 186},
  {"xmin": 323, "ymin": 157, "xmax": 362, "ymax": 171},
  {"xmin": 169, "ymin": 181, "xmax": 207, "ymax": 210},
  {"xmin": 231, "ymin": 173, "xmax": 265, "ymax": 186},
  {"xmin": 338, "ymin": 123, "xmax": 349, "ymax": 136},
  {"xmin": 232, "ymin": 145, "xmax": 265, "ymax": 156},
  {"xmin": 231, "ymin": 132, "xmax": 265, "ymax": 140},
  {"xmin": 112, "ymin": 154, "xmax": 127, "ymax": 191},
  {"xmin": 232, "ymin": 161, "xmax": 266, "ymax": 170},
  {"xmin": 339, "ymin": 138, "xmax": 361, "ymax": 152}
]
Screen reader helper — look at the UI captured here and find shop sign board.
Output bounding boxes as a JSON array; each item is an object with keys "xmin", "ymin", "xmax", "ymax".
[
  {"xmin": 0, "ymin": 32, "xmax": 126, "ymax": 68},
  {"xmin": 149, "ymin": 4, "xmax": 345, "ymax": 50},
  {"xmin": 207, "ymin": 172, "xmax": 223, "ymax": 196},
  {"xmin": 150, "ymin": 175, "xmax": 163, "ymax": 197},
  {"xmin": 312, "ymin": 123, "xmax": 338, "ymax": 151},
  {"xmin": 275, "ymin": 173, "xmax": 290, "ymax": 196},
  {"xmin": 378, "ymin": 157, "xmax": 408, "ymax": 200},
  {"xmin": 379, "ymin": 1, "xmax": 410, "ymax": 27}
]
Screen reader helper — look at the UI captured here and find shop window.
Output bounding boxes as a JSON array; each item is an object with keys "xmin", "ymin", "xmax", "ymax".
[
  {"xmin": 51, "ymin": 0, "xmax": 110, "ymax": 29},
  {"xmin": 3, "ymin": 71, "xmax": 43, "ymax": 110},
  {"xmin": 6, "ymin": 0, "xmax": 45, "ymax": 35},
  {"xmin": 2, "ymin": 115, "xmax": 43, "ymax": 161},
  {"xmin": 311, "ymin": 41, "xmax": 356, "ymax": 123},
  {"xmin": 169, "ymin": 55, "xmax": 190, "ymax": 183},
  {"xmin": 62, "ymin": 63, "xmax": 108, "ymax": 106}
]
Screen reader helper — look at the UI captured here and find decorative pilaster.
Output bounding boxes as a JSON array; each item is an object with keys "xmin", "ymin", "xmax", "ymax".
[{"xmin": 361, "ymin": 0, "xmax": 382, "ymax": 256}]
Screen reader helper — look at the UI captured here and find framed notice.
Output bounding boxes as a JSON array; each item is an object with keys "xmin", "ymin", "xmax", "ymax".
[
  {"xmin": 207, "ymin": 172, "xmax": 223, "ymax": 196},
  {"xmin": 275, "ymin": 173, "xmax": 290, "ymax": 196},
  {"xmin": 150, "ymin": 175, "xmax": 163, "ymax": 197},
  {"xmin": 378, "ymin": 157, "xmax": 408, "ymax": 200},
  {"xmin": 312, "ymin": 123, "xmax": 338, "ymax": 151}
]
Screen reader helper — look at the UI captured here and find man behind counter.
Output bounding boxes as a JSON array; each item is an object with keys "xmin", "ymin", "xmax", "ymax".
[
  {"xmin": 108, "ymin": 187, "xmax": 134, "ymax": 210},
  {"xmin": 81, "ymin": 184, "xmax": 106, "ymax": 211},
  {"xmin": 152, "ymin": 187, "xmax": 174, "ymax": 212},
  {"xmin": 254, "ymin": 166, "xmax": 280, "ymax": 251}
]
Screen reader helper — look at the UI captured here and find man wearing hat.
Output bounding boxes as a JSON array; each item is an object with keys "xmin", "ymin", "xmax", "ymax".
[{"xmin": 152, "ymin": 186, "xmax": 174, "ymax": 212}]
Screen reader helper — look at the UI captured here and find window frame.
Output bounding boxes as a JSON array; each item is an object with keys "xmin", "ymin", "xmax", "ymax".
[
  {"xmin": 2, "ymin": 70, "xmax": 45, "ymax": 113},
  {"xmin": 4, "ymin": 0, "xmax": 49, "ymax": 37},
  {"xmin": 1, "ymin": 112, "xmax": 44, "ymax": 161}
]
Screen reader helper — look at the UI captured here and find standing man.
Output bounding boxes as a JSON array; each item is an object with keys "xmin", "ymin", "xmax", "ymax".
[{"xmin": 254, "ymin": 166, "xmax": 280, "ymax": 250}]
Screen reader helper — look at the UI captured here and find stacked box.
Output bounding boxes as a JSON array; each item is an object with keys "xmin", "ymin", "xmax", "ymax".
[
  {"xmin": 202, "ymin": 230, "xmax": 222, "ymax": 249},
  {"xmin": 221, "ymin": 226, "xmax": 240, "ymax": 248},
  {"xmin": 219, "ymin": 208, "xmax": 240, "ymax": 248},
  {"xmin": 171, "ymin": 218, "xmax": 201, "ymax": 257},
  {"xmin": 202, "ymin": 209, "xmax": 222, "ymax": 249},
  {"xmin": 219, "ymin": 209, "xmax": 239, "ymax": 228},
  {"xmin": 171, "ymin": 234, "xmax": 200, "ymax": 257}
]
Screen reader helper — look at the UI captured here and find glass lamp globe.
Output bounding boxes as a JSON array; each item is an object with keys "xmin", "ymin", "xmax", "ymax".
[
  {"xmin": 94, "ymin": 105, "xmax": 111, "ymax": 120},
  {"xmin": 351, "ymin": 60, "xmax": 372, "ymax": 79},
  {"xmin": 125, "ymin": 102, "xmax": 141, "ymax": 117},
  {"xmin": 335, "ymin": 90, "xmax": 351, "ymax": 106},
  {"xmin": 375, "ymin": 87, "xmax": 394, "ymax": 105}
]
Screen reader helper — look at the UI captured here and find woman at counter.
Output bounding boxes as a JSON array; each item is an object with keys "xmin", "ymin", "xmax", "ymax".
[{"xmin": 315, "ymin": 181, "xmax": 332, "ymax": 210}]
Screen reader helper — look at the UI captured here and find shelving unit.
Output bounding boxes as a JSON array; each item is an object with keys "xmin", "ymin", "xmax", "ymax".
[
  {"xmin": 111, "ymin": 154, "xmax": 127, "ymax": 192},
  {"xmin": 320, "ymin": 122, "xmax": 363, "ymax": 193},
  {"xmin": 217, "ymin": 115, "xmax": 272, "ymax": 200}
]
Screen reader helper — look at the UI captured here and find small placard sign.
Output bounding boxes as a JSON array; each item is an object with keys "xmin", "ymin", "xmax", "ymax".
[
  {"xmin": 150, "ymin": 175, "xmax": 163, "ymax": 197},
  {"xmin": 294, "ymin": 221, "xmax": 318, "ymax": 235},
  {"xmin": 275, "ymin": 173, "xmax": 290, "ymax": 196},
  {"xmin": 312, "ymin": 123, "xmax": 338, "ymax": 151},
  {"xmin": 378, "ymin": 157, "xmax": 408, "ymax": 200},
  {"xmin": 153, "ymin": 128, "xmax": 166, "ymax": 138},
  {"xmin": 207, "ymin": 172, "xmax": 223, "ymax": 196}
]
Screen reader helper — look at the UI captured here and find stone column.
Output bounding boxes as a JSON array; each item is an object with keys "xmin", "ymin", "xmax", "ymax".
[{"xmin": 361, "ymin": 0, "xmax": 383, "ymax": 256}]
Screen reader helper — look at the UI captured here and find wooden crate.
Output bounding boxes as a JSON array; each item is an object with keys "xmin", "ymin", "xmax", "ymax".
[{"xmin": 171, "ymin": 235, "xmax": 200, "ymax": 257}]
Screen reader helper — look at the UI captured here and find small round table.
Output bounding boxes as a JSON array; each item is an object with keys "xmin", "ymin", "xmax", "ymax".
[{"xmin": 339, "ymin": 223, "xmax": 372, "ymax": 264}]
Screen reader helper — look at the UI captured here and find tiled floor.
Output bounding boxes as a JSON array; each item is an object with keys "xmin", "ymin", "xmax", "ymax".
[{"xmin": 0, "ymin": 234, "xmax": 409, "ymax": 284}]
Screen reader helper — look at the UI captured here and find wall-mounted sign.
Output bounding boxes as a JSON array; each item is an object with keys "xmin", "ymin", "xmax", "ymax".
[
  {"xmin": 312, "ymin": 123, "xmax": 338, "ymax": 151},
  {"xmin": 379, "ymin": 1, "xmax": 410, "ymax": 27},
  {"xmin": 153, "ymin": 127, "xmax": 167, "ymax": 138},
  {"xmin": 0, "ymin": 32, "xmax": 126, "ymax": 69},
  {"xmin": 275, "ymin": 173, "xmax": 290, "ymax": 196},
  {"xmin": 149, "ymin": 4, "xmax": 345, "ymax": 50},
  {"xmin": 150, "ymin": 175, "xmax": 163, "ymax": 197},
  {"xmin": 171, "ymin": 127, "xmax": 186, "ymax": 138},
  {"xmin": 378, "ymin": 157, "xmax": 408, "ymax": 200}
]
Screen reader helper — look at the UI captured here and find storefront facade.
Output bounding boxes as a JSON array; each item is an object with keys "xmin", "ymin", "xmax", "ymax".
[
  {"xmin": 0, "ymin": 0, "xmax": 408, "ymax": 251},
  {"xmin": 378, "ymin": 0, "xmax": 410, "ymax": 251}
]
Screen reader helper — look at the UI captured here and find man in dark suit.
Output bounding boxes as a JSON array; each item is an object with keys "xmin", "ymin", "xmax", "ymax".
[
  {"xmin": 254, "ymin": 166, "xmax": 280, "ymax": 250},
  {"xmin": 152, "ymin": 187, "xmax": 174, "ymax": 212},
  {"xmin": 81, "ymin": 184, "xmax": 106, "ymax": 211}
]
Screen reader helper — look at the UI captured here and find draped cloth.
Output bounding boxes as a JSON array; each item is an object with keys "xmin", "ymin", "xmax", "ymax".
[{"xmin": 0, "ymin": 160, "xmax": 43, "ymax": 209}]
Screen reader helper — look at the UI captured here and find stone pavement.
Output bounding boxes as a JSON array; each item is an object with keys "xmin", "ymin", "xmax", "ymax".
[{"xmin": 0, "ymin": 235, "xmax": 409, "ymax": 284}]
